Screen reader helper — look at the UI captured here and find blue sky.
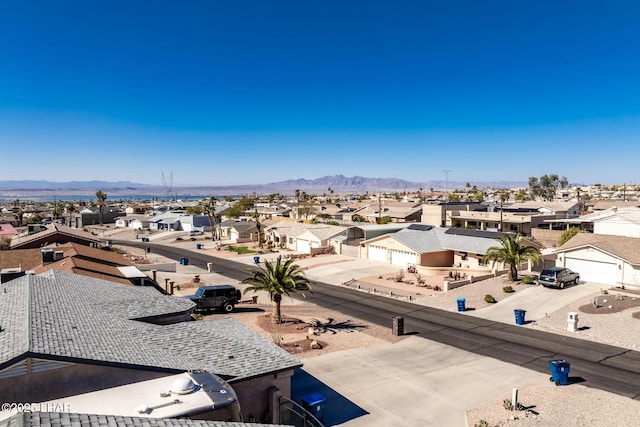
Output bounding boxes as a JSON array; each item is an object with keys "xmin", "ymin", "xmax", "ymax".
[{"xmin": 1, "ymin": 1, "xmax": 639, "ymax": 187}]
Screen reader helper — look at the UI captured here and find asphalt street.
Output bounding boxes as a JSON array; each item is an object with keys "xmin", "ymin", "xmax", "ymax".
[{"xmin": 113, "ymin": 239, "xmax": 640, "ymax": 402}]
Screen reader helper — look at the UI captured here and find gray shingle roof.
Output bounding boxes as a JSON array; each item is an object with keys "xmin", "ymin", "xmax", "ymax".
[
  {"xmin": 0, "ymin": 271, "xmax": 301, "ymax": 381},
  {"xmin": 3, "ymin": 412, "xmax": 290, "ymax": 427},
  {"xmin": 371, "ymin": 227, "xmax": 503, "ymax": 255}
]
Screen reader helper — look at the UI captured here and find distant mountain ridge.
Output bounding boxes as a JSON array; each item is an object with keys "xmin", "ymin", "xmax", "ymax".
[
  {"xmin": 264, "ymin": 175, "xmax": 526, "ymax": 192},
  {"xmin": 0, "ymin": 175, "xmax": 527, "ymax": 196},
  {"xmin": 0, "ymin": 180, "xmax": 152, "ymax": 190}
]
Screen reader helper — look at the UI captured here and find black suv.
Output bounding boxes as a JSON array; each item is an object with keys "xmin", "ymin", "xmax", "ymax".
[
  {"xmin": 185, "ymin": 285, "xmax": 242, "ymax": 312},
  {"xmin": 538, "ymin": 267, "xmax": 580, "ymax": 289}
]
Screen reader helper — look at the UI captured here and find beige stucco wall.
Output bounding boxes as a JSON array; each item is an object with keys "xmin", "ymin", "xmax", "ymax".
[
  {"xmin": 231, "ymin": 369, "xmax": 294, "ymax": 422},
  {"xmin": 0, "ymin": 360, "xmax": 169, "ymax": 403},
  {"xmin": 595, "ymin": 217, "xmax": 640, "ymax": 238},
  {"xmin": 419, "ymin": 251, "xmax": 453, "ymax": 267},
  {"xmin": 531, "ymin": 228, "xmax": 563, "ymax": 248},
  {"xmin": 421, "ymin": 205, "xmax": 445, "ymax": 227}
]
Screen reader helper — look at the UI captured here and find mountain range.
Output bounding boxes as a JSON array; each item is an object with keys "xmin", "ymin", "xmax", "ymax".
[{"xmin": 0, "ymin": 175, "xmax": 527, "ymax": 197}]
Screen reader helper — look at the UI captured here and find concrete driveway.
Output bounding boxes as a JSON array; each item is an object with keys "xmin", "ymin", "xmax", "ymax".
[
  {"xmin": 293, "ymin": 336, "xmax": 552, "ymax": 426},
  {"xmin": 464, "ymin": 282, "xmax": 604, "ymax": 324}
]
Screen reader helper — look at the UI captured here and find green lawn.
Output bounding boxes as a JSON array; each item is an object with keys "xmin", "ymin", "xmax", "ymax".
[{"xmin": 226, "ymin": 245, "xmax": 256, "ymax": 254}]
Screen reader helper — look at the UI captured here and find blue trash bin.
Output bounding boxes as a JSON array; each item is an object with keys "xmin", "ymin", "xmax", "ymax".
[
  {"xmin": 456, "ymin": 298, "xmax": 466, "ymax": 312},
  {"xmin": 548, "ymin": 359, "xmax": 570, "ymax": 385},
  {"xmin": 253, "ymin": 256, "xmax": 260, "ymax": 264},
  {"xmin": 301, "ymin": 392, "xmax": 327, "ymax": 422},
  {"xmin": 196, "ymin": 243, "xmax": 202, "ymax": 249},
  {"xmin": 514, "ymin": 309, "xmax": 526, "ymax": 325},
  {"xmin": 180, "ymin": 257, "xmax": 189, "ymax": 265}
]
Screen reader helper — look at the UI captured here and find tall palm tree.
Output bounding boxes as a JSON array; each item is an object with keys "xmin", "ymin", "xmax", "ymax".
[
  {"xmin": 203, "ymin": 196, "xmax": 217, "ymax": 241},
  {"xmin": 482, "ymin": 234, "xmax": 542, "ymax": 281},
  {"xmin": 95, "ymin": 190, "xmax": 107, "ymax": 225},
  {"xmin": 52, "ymin": 202, "xmax": 64, "ymax": 221},
  {"xmin": 242, "ymin": 255, "xmax": 312, "ymax": 324},
  {"xmin": 66, "ymin": 202, "xmax": 76, "ymax": 228},
  {"xmin": 250, "ymin": 209, "xmax": 263, "ymax": 248}
]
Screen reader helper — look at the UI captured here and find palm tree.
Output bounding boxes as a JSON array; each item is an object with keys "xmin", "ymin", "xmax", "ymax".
[
  {"xmin": 251, "ymin": 208, "xmax": 263, "ymax": 248},
  {"xmin": 66, "ymin": 202, "xmax": 76, "ymax": 228},
  {"xmin": 203, "ymin": 196, "xmax": 217, "ymax": 241},
  {"xmin": 242, "ymin": 255, "xmax": 312, "ymax": 324},
  {"xmin": 95, "ymin": 190, "xmax": 107, "ymax": 225},
  {"xmin": 52, "ymin": 202, "xmax": 64, "ymax": 221},
  {"xmin": 482, "ymin": 234, "xmax": 542, "ymax": 281}
]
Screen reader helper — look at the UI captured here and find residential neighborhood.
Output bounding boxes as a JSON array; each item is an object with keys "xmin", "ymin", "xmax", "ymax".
[{"xmin": 2, "ymin": 180, "xmax": 640, "ymax": 426}]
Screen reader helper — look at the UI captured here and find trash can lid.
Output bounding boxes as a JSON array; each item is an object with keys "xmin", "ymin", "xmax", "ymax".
[
  {"xmin": 549, "ymin": 359, "xmax": 570, "ymax": 367},
  {"xmin": 301, "ymin": 392, "xmax": 327, "ymax": 405},
  {"xmin": 457, "ymin": 298, "xmax": 466, "ymax": 302},
  {"xmin": 514, "ymin": 309, "xmax": 526, "ymax": 313}
]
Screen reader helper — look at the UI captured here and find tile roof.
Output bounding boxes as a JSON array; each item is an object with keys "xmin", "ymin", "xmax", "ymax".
[
  {"xmin": 556, "ymin": 232, "xmax": 640, "ymax": 265},
  {"xmin": 0, "ymin": 271, "xmax": 301, "ymax": 381},
  {"xmin": 10, "ymin": 224, "xmax": 100, "ymax": 248},
  {"xmin": 3, "ymin": 412, "xmax": 287, "ymax": 427}
]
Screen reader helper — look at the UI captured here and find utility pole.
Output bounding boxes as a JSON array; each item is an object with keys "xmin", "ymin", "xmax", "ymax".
[
  {"xmin": 443, "ymin": 169, "xmax": 453, "ymax": 227},
  {"xmin": 499, "ymin": 191, "xmax": 504, "ymax": 233}
]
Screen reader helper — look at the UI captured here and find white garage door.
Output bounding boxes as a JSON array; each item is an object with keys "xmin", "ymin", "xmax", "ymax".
[
  {"xmin": 296, "ymin": 239, "xmax": 311, "ymax": 253},
  {"xmin": 368, "ymin": 245, "xmax": 388, "ymax": 263},
  {"xmin": 391, "ymin": 250, "xmax": 417, "ymax": 267},
  {"xmin": 565, "ymin": 258, "xmax": 617, "ymax": 285}
]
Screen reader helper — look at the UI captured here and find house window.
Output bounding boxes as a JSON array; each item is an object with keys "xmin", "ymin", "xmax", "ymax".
[
  {"xmin": 288, "ymin": 237, "xmax": 294, "ymax": 244},
  {"xmin": 461, "ymin": 252, "xmax": 468, "ymax": 261}
]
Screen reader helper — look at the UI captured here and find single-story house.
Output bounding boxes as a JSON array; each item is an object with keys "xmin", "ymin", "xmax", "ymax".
[
  {"xmin": 115, "ymin": 214, "xmax": 150, "ymax": 230},
  {"xmin": 553, "ymin": 232, "xmax": 640, "ymax": 287},
  {"xmin": 9, "ymin": 223, "xmax": 101, "ymax": 249},
  {"xmin": 362, "ymin": 224, "xmax": 537, "ymax": 271},
  {"xmin": 288, "ymin": 224, "xmax": 348, "ymax": 253},
  {"xmin": 219, "ymin": 220, "xmax": 258, "ymax": 244},
  {"xmin": 0, "ymin": 270, "xmax": 302, "ymax": 421}
]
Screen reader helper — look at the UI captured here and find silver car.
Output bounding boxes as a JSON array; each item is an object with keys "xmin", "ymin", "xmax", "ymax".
[{"xmin": 538, "ymin": 267, "xmax": 580, "ymax": 289}]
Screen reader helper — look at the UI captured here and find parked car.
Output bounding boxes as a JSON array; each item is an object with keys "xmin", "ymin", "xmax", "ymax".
[
  {"xmin": 185, "ymin": 285, "xmax": 242, "ymax": 312},
  {"xmin": 538, "ymin": 267, "xmax": 580, "ymax": 289}
]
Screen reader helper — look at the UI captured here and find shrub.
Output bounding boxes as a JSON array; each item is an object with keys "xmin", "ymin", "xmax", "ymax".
[
  {"xmin": 474, "ymin": 420, "xmax": 490, "ymax": 427},
  {"xmin": 394, "ymin": 270, "xmax": 405, "ymax": 282},
  {"xmin": 503, "ymin": 285, "xmax": 514, "ymax": 293},
  {"xmin": 176, "ymin": 237, "xmax": 183, "ymax": 241},
  {"xmin": 484, "ymin": 294, "xmax": 496, "ymax": 303},
  {"xmin": 522, "ymin": 275, "xmax": 534, "ymax": 284}
]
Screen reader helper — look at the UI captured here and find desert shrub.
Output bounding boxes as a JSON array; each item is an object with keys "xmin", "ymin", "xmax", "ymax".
[
  {"xmin": 522, "ymin": 275, "xmax": 534, "ymax": 284},
  {"xmin": 474, "ymin": 420, "xmax": 490, "ymax": 427},
  {"xmin": 394, "ymin": 270, "xmax": 405, "ymax": 282},
  {"xmin": 484, "ymin": 294, "xmax": 496, "ymax": 303},
  {"xmin": 503, "ymin": 285, "xmax": 514, "ymax": 293},
  {"xmin": 176, "ymin": 237, "xmax": 183, "ymax": 241},
  {"xmin": 503, "ymin": 398, "xmax": 525, "ymax": 411}
]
